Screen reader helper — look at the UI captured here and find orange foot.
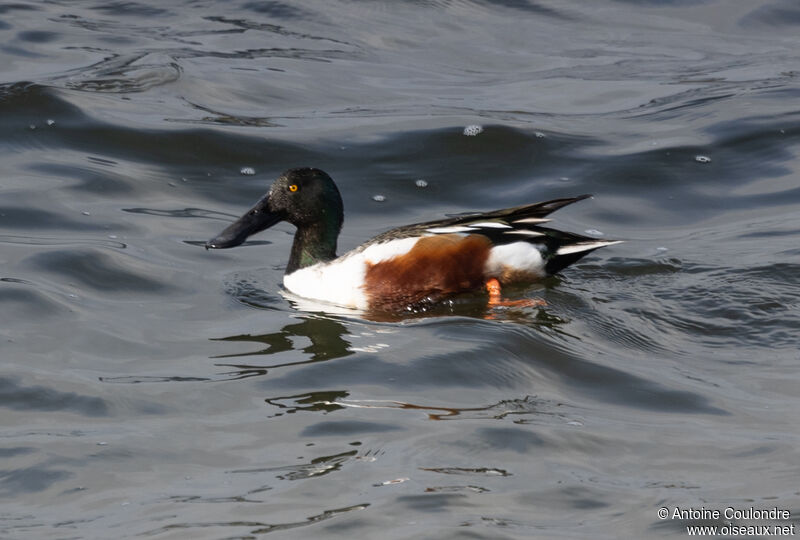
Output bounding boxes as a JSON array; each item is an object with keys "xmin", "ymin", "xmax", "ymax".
[{"xmin": 485, "ymin": 278, "xmax": 546, "ymax": 308}]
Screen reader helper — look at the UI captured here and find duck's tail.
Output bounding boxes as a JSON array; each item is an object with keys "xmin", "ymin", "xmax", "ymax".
[{"xmin": 543, "ymin": 237, "xmax": 623, "ymax": 275}]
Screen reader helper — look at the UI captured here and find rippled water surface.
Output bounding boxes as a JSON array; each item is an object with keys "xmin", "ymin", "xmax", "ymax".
[{"xmin": 2, "ymin": 1, "xmax": 800, "ymax": 538}]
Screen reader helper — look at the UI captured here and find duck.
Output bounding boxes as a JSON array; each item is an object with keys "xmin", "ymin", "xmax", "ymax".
[{"xmin": 206, "ymin": 167, "xmax": 620, "ymax": 313}]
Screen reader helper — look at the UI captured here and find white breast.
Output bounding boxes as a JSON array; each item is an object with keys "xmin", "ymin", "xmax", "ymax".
[{"xmin": 282, "ymin": 237, "xmax": 419, "ymax": 310}]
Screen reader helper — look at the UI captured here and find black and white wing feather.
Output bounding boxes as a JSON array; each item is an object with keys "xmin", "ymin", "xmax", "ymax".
[{"xmin": 362, "ymin": 194, "xmax": 620, "ymax": 275}]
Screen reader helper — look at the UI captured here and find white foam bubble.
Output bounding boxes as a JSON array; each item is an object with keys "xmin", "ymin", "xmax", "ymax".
[{"xmin": 463, "ymin": 124, "xmax": 483, "ymax": 136}]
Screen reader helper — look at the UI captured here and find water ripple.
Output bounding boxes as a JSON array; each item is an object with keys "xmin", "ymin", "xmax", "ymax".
[
  {"xmin": 23, "ymin": 249, "xmax": 170, "ymax": 294},
  {"xmin": 0, "ymin": 234, "xmax": 126, "ymax": 249},
  {"xmin": 60, "ymin": 52, "xmax": 182, "ymax": 93},
  {"xmin": 0, "ymin": 377, "xmax": 108, "ymax": 416}
]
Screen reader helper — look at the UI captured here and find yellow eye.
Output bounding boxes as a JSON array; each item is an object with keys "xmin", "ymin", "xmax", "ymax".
[{"xmin": 288, "ymin": 184, "xmax": 298, "ymax": 192}]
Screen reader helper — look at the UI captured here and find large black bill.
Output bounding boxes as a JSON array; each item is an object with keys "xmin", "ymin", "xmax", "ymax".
[{"xmin": 205, "ymin": 203, "xmax": 282, "ymax": 249}]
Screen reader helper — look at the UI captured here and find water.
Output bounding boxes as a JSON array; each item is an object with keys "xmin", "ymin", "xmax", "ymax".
[{"xmin": 1, "ymin": 1, "xmax": 799, "ymax": 538}]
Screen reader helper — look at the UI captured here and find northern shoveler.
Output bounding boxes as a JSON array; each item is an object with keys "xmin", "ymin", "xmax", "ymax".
[{"xmin": 206, "ymin": 167, "xmax": 620, "ymax": 312}]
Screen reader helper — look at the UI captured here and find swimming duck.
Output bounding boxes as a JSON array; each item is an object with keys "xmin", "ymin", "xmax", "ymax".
[{"xmin": 206, "ymin": 167, "xmax": 620, "ymax": 312}]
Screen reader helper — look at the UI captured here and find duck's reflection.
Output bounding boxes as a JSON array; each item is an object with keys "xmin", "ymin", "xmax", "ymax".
[
  {"xmin": 212, "ymin": 315, "xmax": 353, "ymax": 380},
  {"xmin": 265, "ymin": 390, "xmax": 349, "ymax": 415},
  {"xmin": 210, "ymin": 287, "xmax": 566, "ymax": 382}
]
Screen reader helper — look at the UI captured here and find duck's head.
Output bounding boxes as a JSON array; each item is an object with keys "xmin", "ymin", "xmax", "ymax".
[{"xmin": 206, "ymin": 167, "xmax": 344, "ymax": 251}]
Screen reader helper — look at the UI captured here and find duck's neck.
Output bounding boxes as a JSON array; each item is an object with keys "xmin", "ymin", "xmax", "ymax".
[{"xmin": 286, "ymin": 221, "xmax": 339, "ymax": 274}]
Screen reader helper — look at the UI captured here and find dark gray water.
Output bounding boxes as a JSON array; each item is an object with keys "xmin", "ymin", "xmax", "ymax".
[{"xmin": 2, "ymin": 1, "xmax": 800, "ymax": 538}]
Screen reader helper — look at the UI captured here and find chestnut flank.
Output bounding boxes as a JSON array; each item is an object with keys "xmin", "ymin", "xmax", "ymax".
[{"xmin": 364, "ymin": 234, "xmax": 491, "ymax": 311}]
